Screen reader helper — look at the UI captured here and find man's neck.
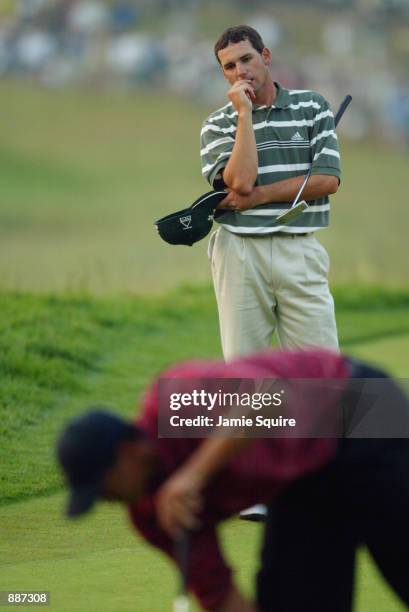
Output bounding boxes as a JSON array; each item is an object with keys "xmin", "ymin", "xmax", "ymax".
[
  {"xmin": 145, "ymin": 449, "xmax": 163, "ymax": 487},
  {"xmin": 255, "ymin": 79, "xmax": 277, "ymax": 107}
]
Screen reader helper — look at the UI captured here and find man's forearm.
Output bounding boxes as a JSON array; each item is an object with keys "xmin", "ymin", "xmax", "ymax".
[
  {"xmin": 223, "ymin": 110, "xmax": 258, "ymax": 195},
  {"xmin": 255, "ymin": 173, "xmax": 339, "ymax": 204},
  {"xmin": 153, "ymin": 437, "xmax": 255, "ymax": 535},
  {"xmin": 181, "ymin": 437, "xmax": 254, "ymax": 488}
]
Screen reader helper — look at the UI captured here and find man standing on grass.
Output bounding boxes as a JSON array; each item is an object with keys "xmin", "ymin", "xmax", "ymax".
[
  {"xmin": 57, "ymin": 349, "xmax": 409, "ymax": 612},
  {"xmin": 201, "ymin": 25, "xmax": 341, "ymax": 360},
  {"xmin": 202, "ymin": 25, "xmax": 342, "ymax": 520}
]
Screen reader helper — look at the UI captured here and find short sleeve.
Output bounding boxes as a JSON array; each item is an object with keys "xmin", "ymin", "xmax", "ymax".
[
  {"xmin": 309, "ymin": 96, "xmax": 341, "ymax": 181},
  {"xmin": 200, "ymin": 112, "xmax": 236, "ymax": 188}
]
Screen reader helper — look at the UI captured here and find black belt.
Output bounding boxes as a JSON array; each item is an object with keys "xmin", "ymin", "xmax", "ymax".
[
  {"xmin": 275, "ymin": 232, "xmax": 311, "ymax": 237},
  {"xmin": 234, "ymin": 232, "xmax": 313, "ymax": 238}
]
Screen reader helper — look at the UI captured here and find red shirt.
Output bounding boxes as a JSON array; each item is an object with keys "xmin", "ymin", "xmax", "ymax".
[{"xmin": 128, "ymin": 349, "xmax": 350, "ymax": 610}]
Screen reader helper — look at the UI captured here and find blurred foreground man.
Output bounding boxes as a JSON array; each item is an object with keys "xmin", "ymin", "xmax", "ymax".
[{"xmin": 57, "ymin": 349, "xmax": 409, "ymax": 612}]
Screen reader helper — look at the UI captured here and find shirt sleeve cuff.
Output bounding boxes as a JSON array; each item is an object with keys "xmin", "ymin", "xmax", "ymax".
[
  {"xmin": 208, "ymin": 162, "xmax": 227, "ymax": 189},
  {"xmin": 310, "ymin": 166, "xmax": 341, "ymax": 180},
  {"xmin": 195, "ymin": 571, "xmax": 233, "ymax": 611}
]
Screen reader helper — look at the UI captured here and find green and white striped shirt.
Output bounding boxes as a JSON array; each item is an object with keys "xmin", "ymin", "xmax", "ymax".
[{"xmin": 200, "ymin": 82, "xmax": 341, "ymax": 234}]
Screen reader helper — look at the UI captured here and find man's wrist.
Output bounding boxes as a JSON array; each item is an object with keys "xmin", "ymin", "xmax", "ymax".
[
  {"xmin": 253, "ymin": 185, "xmax": 268, "ymax": 205},
  {"xmin": 237, "ymin": 108, "xmax": 253, "ymax": 120},
  {"xmin": 179, "ymin": 461, "xmax": 209, "ymax": 490},
  {"xmin": 214, "ymin": 584, "xmax": 256, "ymax": 612}
]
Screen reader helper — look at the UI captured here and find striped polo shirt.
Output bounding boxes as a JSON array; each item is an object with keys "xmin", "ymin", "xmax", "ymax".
[{"xmin": 200, "ymin": 82, "xmax": 341, "ymax": 234}]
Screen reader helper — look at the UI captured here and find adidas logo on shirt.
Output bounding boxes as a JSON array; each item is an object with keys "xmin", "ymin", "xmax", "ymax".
[{"xmin": 291, "ymin": 132, "xmax": 304, "ymax": 141}]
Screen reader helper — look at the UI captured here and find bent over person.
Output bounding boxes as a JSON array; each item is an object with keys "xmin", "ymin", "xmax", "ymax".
[
  {"xmin": 57, "ymin": 349, "xmax": 409, "ymax": 612},
  {"xmin": 202, "ymin": 26, "xmax": 341, "ymax": 360}
]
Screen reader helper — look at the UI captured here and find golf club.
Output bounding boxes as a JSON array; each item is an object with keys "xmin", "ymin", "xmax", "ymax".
[
  {"xmin": 275, "ymin": 94, "xmax": 352, "ymax": 225},
  {"xmin": 173, "ymin": 530, "xmax": 191, "ymax": 612}
]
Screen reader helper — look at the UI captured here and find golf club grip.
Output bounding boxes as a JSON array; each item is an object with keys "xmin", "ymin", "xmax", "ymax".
[
  {"xmin": 334, "ymin": 95, "xmax": 352, "ymax": 128},
  {"xmin": 175, "ymin": 530, "xmax": 190, "ymax": 593}
]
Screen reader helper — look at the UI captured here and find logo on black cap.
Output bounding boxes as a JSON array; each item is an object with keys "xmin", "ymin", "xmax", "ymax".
[
  {"xmin": 180, "ymin": 215, "xmax": 192, "ymax": 230},
  {"xmin": 155, "ymin": 191, "xmax": 226, "ymax": 246}
]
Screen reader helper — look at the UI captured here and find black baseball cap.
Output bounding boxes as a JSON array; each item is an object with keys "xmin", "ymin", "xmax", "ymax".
[
  {"xmin": 56, "ymin": 409, "xmax": 141, "ymax": 518},
  {"xmin": 155, "ymin": 190, "xmax": 226, "ymax": 246}
]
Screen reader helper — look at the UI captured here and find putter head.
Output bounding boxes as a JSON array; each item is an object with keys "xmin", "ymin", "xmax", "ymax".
[{"xmin": 275, "ymin": 200, "xmax": 308, "ymax": 225}]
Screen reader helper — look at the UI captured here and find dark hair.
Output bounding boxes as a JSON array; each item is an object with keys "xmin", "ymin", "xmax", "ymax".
[{"xmin": 214, "ymin": 25, "xmax": 265, "ymax": 64}]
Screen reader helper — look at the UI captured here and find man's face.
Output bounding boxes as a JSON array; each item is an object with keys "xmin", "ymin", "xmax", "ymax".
[
  {"xmin": 102, "ymin": 441, "xmax": 153, "ymax": 504},
  {"xmin": 218, "ymin": 40, "xmax": 271, "ymax": 92}
]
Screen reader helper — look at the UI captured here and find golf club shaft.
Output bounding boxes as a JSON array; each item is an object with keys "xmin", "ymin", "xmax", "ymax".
[
  {"xmin": 292, "ymin": 94, "xmax": 352, "ymax": 207},
  {"xmin": 173, "ymin": 530, "xmax": 191, "ymax": 611},
  {"xmin": 334, "ymin": 94, "xmax": 352, "ymax": 127}
]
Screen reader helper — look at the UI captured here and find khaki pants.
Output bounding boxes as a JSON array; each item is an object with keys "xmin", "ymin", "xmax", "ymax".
[{"xmin": 208, "ymin": 227, "xmax": 339, "ymax": 361}]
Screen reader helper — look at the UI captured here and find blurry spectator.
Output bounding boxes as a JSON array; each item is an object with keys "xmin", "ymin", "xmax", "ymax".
[
  {"xmin": 165, "ymin": 38, "xmax": 215, "ymax": 96},
  {"xmin": 0, "ymin": 0, "xmax": 406, "ymax": 151},
  {"xmin": 386, "ymin": 84, "xmax": 409, "ymax": 148},
  {"xmin": 106, "ymin": 33, "xmax": 166, "ymax": 83},
  {"xmin": 249, "ymin": 14, "xmax": 282, "ymax": 49},
  {"xmin": 15, "ymin": 28, "xmax": 56, "ymax": 71},
  {"xmin": 109, "ymin": 1, "xmax": 140, "ymax": 32},
  {"xmin": 0, "ymin": 28, "xmax": 11, "ymax": 74},
  {"xmin": 40, "ymin": 56, "xmax": 80, "ymax": 87},
  {"xmin": 67, "ymin": 0, "xmax": 108, "ymax": 35},
  {"xmin": 322, "ymin": 21, "xmax": 355, "ymax": 58},
  {"xmin": 16, "ymin": 0, "xmax": 50, "ymax": 21}
]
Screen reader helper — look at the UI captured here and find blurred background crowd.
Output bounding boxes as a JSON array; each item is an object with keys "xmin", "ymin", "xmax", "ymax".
[{"xmin": 0, "ymin": 0, "xmax": 408, "ymax": 148}]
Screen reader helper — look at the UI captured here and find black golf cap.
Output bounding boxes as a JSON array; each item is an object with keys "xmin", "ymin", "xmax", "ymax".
[
  {"xmin": 56, "ymin": 409, "xmax": 139, "ymax": 518},
  {"xmin": 155, "ymin": 190, "xmax": 226, "ymax": 246}
]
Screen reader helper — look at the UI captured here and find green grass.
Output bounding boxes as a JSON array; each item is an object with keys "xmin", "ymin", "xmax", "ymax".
[
  {"xmin": 0, "ymin": 287, "xmax": 221, "ymax": 503},
  {"xmin": 1, "ymin": 288, "xmax": 409, "ymax": 611},
  {"xmin": 0, "ymin": 496, "xmax": 406, "ymax": 612},
  {"xmin": 0, "ymin": 81, "xmax": 408, "ymax": 292},
  {"xmin": 1, "ymin": 286, "xmax": 409, "ymax": 504},
  {"xmin": 1, "ymin": 48, "xmax": 408, "ymax": 612}
]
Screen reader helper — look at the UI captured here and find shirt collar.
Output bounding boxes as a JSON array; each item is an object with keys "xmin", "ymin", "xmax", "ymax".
[
  {"xmin": 252, "ymin": 82, "xmax": 290, "ymax": 111},
  {"xmin": 271, "ymin": 81, "xmax": 290, "ymax": 109}
]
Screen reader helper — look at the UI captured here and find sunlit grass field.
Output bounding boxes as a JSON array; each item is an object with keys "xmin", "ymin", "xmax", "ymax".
[
  {"xmin": 1, "ymin": 80, "xmax": 408, "ymax": 293},
  {"xmin": 1, "ymin": 288, "xmax": 408, "ymax": 611},
  {"xmin": 1, "ymin": 79, "xmax": 408, "ymax": 612}
]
